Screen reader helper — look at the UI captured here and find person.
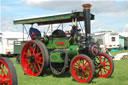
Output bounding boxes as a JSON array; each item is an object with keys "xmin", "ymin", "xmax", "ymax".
[
  {"xmin": 104, "ymin": 45, "xmax": 114, "ymax": 59},
  {"xmin": 71, "ymin": 25, "xmax": 78, "ymax": 37},
  {"xmin": 29, "ymin": 27, "xmax": 41, "ymax": 40}
]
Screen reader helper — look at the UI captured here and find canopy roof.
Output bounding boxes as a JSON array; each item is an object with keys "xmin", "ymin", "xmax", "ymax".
[{"xmin": 13, "ymin": 12, "xmax": 94, "ymax": 25}]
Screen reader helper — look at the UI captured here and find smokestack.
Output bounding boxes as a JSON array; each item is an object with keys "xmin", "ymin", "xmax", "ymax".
[{"xmin": 82, "ymin": 4, "xmax": 92, "ymax": 39}]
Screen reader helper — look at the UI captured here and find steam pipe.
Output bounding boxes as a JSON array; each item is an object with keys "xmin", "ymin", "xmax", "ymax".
[{"xmin": 82, "ymin": 4, "xmax": 92, "ymax": 40}]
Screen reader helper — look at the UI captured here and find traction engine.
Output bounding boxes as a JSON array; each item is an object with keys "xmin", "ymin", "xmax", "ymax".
[{"xmin": 14, "ymin": 4, "xmax": 114, "ymax": 83}]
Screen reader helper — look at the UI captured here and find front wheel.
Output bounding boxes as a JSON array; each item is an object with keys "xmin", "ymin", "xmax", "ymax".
[
  {"xmin": 95, "ymin": 52, "xmax": 114, "ymax": 77},
  {"xmin": 70, "ymin": 54, "xmax": 95, "ymax": 83}
]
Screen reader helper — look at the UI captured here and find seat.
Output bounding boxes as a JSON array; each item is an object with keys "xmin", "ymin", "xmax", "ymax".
[
  {"xmin": 52, "ymin": 29, "xmax": 66, "ymax": 38},
  {"xmin": 29, "ymin": 27, "xmax": 41, "ymax": 40}
]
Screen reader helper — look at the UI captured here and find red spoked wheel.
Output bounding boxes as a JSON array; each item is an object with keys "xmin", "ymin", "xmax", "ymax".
[
  {"xmin": 70, "ymin": 54, "xmax": 95, "ymax": 83},
  {"xmin": 21, "ymin": 40, "xmax": 48, "ymax": 76},
  {"xmin": 95, "ymin": 53, "xmax": 114, "ymax": 77},
  {"xmin": 0, "ymin": 57, "xmax": 17, "ymax": 85}
]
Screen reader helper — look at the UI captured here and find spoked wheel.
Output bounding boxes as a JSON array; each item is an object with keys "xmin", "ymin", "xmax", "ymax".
[
  {"xmin": 70, "ymin": 54, "xmax": 95, "ymax": 83},
  {"xmin": 95, "ymin": 53, "xmax": 114, "ymax": 77},
  {"xmin": 21, "ymin": 40, "xmax": 49, "ymax": 76},
  {"xmin": 0, "ymin": 57, "xmax": 17, "ymax": 85}
]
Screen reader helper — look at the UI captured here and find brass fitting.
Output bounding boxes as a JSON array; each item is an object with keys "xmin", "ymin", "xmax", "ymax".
[{"xmin": 82, "ymin": 4, "xmax": 92, "ymax": 10}]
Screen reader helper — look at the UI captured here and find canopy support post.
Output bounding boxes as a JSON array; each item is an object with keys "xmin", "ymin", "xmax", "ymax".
[
  {"xmin": 23, "ymin": 25, "xmax": 30, "ymax": 40},
  {"xmin": 51, "ymin": 24, "xmax": 53, "ymax": 32},
  {"xmin": 57, "ymin": 24, "xmax": 61, "ymax": 29},
  {"xmin": 62, "ymin": 23, "xmax": 63, "ymax": 30},
  {"xmin": 23, "ymin": 24, "xmax": 25, "ymax": 41},
  {"xmin": 46, "ymin": 24, "xmax": 50, "ymax": 35},
  {"xmin": 78, "ymin": 21, "xmax": 84, "ymax": 33}
]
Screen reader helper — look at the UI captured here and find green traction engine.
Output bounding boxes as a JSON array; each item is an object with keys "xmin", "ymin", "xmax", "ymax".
[{"xmin": 13, "ymin": 4, "xmax": 114, "ymax": 83}]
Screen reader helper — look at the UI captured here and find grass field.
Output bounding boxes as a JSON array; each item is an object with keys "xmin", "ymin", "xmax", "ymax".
[{"xmin": 10, "ymin": 50, "xmax": 128, "ymax": 85}]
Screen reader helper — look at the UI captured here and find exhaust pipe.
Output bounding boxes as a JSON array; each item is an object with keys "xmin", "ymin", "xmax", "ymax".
[{"xmin": 82, "ymin": 4, "xmax": 92, "ymax": 39}]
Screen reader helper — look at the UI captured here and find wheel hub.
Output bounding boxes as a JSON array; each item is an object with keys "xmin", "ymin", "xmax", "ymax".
[
  {"xmin": 30, "ymin": 55, "xmax": 35, "ymax": 63},
  {"xmin": 78, "ymin": 67, "xmax": 83, "ymax": 72},
  {"xmin": 78, "ymin": 66, "xmax": 86, "ymax": 72},
  {"xmin": 100, "ymin": 62, "xmax": 105, "ymax": 67}
]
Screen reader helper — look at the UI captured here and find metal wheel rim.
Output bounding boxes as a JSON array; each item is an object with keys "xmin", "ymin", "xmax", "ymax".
[
  {"xmin": 95, "ymin": 53, "xmax": 112, "ymax": 77},
  {"xmin": 21, "ymin": 41, "xmax": 44, "ymax": 76},
  {"xmin": 71, "ymin": 56, "xmax": 93, "ymax": 83}
]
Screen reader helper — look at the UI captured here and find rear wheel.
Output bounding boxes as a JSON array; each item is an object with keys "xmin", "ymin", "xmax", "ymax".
[
  {"xmin": 70, "ymin": 54, "xmax": 95, "ymax": 83},
  {"xmin": 21, "ymin": 40, "xmax": 49, "ymax": 76},
  {"xmin": 95, "ymin": 53, "xmax": 114, "ymax": 77},
  {"xmin": 0, "ymin": 57, "xmax": 17, "ymax": 85}
]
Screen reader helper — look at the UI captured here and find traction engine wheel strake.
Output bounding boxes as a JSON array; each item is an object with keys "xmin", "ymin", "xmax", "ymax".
[
  {"xmin": 95, "ymin": 53, "xmax": 114, "ymax": 77},
  {"xmin": 70, "ymin": 55, "xmax": 95, "ymax": 83},
  {"xmin": 21, "ymin": 41, "xmax": 45, "ymax": 76},
  {"xmin": 0, "ymin": 59, "xmax": 11, "ymax": 85}
]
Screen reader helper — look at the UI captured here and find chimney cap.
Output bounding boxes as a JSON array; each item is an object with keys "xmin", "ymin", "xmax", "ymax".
[{"xmin": 82, "ymin": 4, "xmax": 92, "ymax": 10}]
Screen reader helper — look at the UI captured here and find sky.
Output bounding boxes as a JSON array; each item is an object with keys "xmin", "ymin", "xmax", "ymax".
[{"xmin": 0, "ymin": 0, "xmax": 128, "ymax": 33}]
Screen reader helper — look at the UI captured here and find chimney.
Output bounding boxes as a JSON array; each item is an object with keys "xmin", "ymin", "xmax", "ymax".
[{"xmin": 82, "ymin": 4, "xmax": 92, "ymax": 39}]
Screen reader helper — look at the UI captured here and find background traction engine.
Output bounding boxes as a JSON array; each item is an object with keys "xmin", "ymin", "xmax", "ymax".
[{"xmin": 20, "ymin": 4, "xmax": 114, "ymax": 83}]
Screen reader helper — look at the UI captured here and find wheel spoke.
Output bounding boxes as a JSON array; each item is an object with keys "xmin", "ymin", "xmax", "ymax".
[
  {"xmin": 105, "ymin": 65, "xmax": 110, "ymax": 67},
  {"xmin": 76, "ymin": 72, "xmax": 80, "ymax": 76},
  {"xmin": 105, "ymin": 60, "xmax": 109, "ymax": 63},
  {"xmin": 81, "ymin": 72, "xmax": 85, "ymax": 79},
  {"xmin": 104, "ymin": 57, "xmax": 105, "ymax": 62},
  {"xmin": 97, "ymin": 68, "xmax": 101, "ymax": 74},
  {"xmin": 76, "ymin": 59, "xmax": 80, "ymax": 65},
  {"xmin": 36, "ymin": 48, "xmax": 40, "ymax": 53},
  {"xmin": 84, "ymin": 71, "xmax": 89, "ymax": 78},
  {"xmin": 83, "ymin": 61, "xmax": 88, "ymax": 66},
  {"xmin": 33, "ymin": 46, "xmax": 36, "ymax": 54},
  {"xmin": 74, "ymin": 66, "xmax": 79, "ymax": 70},
  {"xmin": 82, "ymin": 59, "xmax": 84, "ymax": 65},
  {"xmin": 28, "ymin": 49, "xmax": 32, "ymax": 56},
  {"xmin": 26, "ymin": 62, "xmax": 31, "ymax": 66},
  {"xmin": 29, "ymin": 64, "xmax": 33, "ymax": 70},
  {"xmin": 103, "ymin": 67, "xmax": 107, "ymax": 74},
  {"xmin": 24, "ymin": 52, "xmax": 31, "ymax": 56},
  {"xmin": 100, "ymin": 68, "xmax": 103, "ymax": 75},
  {"xmin": 34, "ymin": 63, "xmax": 39, "ymax": 73},
  {"xmin": 84, "ymin": 70, "xmax": 90, "ymax": 74},
  {"xmin": 37, "ymin": 64, "xmax": 41, "ymax": 71},
  {"xmin": 29, "ymin": 46, "xmax": 34, "ymax": 51},
  {"xmin": 104, "ymin": 67, "xmax": 109, "ymax": 71},
  {"xmin": 25, "ymin": 58, "xmax": 30, "ymax": 62},
  {"xmin": 36, "ymin": 52, "xmax": 42, "ymax": 56},
  {"xmin": 32, "ymin": 65, "xmax": 35, "ymax": 73},
  {"xmin": 1, "ymin": 64, "xmax": 5, "ymax": 76},
  {"xmin": 36, "ymin": 59, "xmax": 43, "ymax": 64}
]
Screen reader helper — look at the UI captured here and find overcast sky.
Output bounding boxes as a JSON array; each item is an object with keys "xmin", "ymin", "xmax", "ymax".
[{"xmin": 0, "ymin": 0, "xmax": 128, "ymax": 33}]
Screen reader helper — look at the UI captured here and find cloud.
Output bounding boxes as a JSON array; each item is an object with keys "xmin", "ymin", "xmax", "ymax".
[
  {"xmin": 25, "ymin": 0, "xmax": 128, "ymax": 17},
  {"xmin": 123, "ymin": 24, "xmax": 128, "ymax": 32},
  {"xmin": 0, "ymin": 17, "xmax": 23, "ymax": 32}
]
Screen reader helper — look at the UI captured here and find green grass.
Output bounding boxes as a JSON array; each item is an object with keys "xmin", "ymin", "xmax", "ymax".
[{"xmin": 10, "ymin": 50, "xmax": 128, "ymax": 85}]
